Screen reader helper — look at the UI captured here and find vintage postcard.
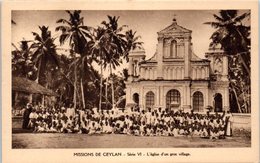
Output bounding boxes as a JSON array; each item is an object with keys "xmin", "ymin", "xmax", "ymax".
[{"xmin": 1, "ymin": 0, "xmax": 259, "ymax": 163}]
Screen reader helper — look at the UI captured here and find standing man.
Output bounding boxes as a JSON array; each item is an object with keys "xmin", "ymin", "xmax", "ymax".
[
  {"xmin": 225, "ymin": 111, "xmax": 233, "ymax": 136},
  {"xmin": 22, "ymin": 103, "xmax": 32, "ymax": 129}
]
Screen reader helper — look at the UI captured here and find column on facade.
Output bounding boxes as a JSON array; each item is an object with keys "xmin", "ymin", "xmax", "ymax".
[
  {"xmin": 183, "ymin": 86, "xmax": 187, "ymax": 106},
  {"xmin": 186, "ymin": 84, "xmax": 191, "ymax": 107},
  {"xmin": 135, "ymin": 62, "xmax": 139, "ymax": 76},
  {"xmin": 192, "ymin": 68, "xmax": 196, "ymax": 80},
  {"xmin": 168, "ymin": 67, "xmax": 171, "ymax": 80},
  {"xmin": 167, "ymin": 67, "xmax": 170, "ymax": 80},
  {"xmin": 210, "ymin": 56, "xmax": 214, "ymax": 74},
  {"xmin": 164, "ymin": 67, "xmax": 166, "ymax": 79},
  {"xmin": 181, "ymin": 67, "xmax": 184, "ymax": 79},
  {"xmin": 151, "ymin": 68, "xmax": 153, "ymax": 80},
  {"xmin": 159, "ymin": 86, "xmax": 164, "ymax": 107},
  {"xmin": 174, "ymin": 67, "xmax": 179, "ymax": 79},
  {"xmin": 197, "ymin": 67, "xmax": 201, "ymax": 79},
  {"xmin": 184, "ymin": 37, "xmax": 191, "ymax": 79},
  {"xmin": 172, "ymin": 67, "xmax": 175, "ymax": 80},
  {"xmin": 148, "ymin": 68, "xmax": 151, "ymax": 80},
  {"xmin": 151, "ymin": 68, "xmax": 154, "ymax": 80},
  {"xmin": 149, "ymin": 68, "xmax": 152, "ymax": 80},
  {"xmin": 140, "ymin": 67, "xmax": 145, "ymax": 79},
  {"xmin": 205, "ymin": 66, "xmax": 209, "ymax": 79},
  {"xmin": 128, "ymin": 58, "xmax": 134, "ymax": 76},
  {"xmin": 172, "ymin": 67, "xmax": 176, "ymax": 80},
  {"xmin": 140, "ymin": 86, "xmax": 144, "ymax": 109},
  {"xmin": 150, "ymin": 68, "xmax": 153, "ymax": 80},
  {"xmin": 224, "ymin": 86, "xmax": 230, "ymax": 111},
  {"xmin": 182, "ymin": 83, "xmax": 191, "ymax": 112},
  {"xmin": 201, "ymin": 67, "xmax": 205, "ymax": 79},
  {"xmin": 165, "ymin": 67, "xmax": 168, "ymax": 79},
  {"xmin": 156, "ymin": 86, "xmax": 160, "ymax": 107},
  {"xmin": 178, "ymin": 67, "xmax": 182, "ymax": 79},
  {"xmin": 205, "ymin": 88, "xmax": 209, "ymax": 109},
  {"xmin": 222, "ymin": 55, "xmax": 229, "ymax": 81},
  {"xmin": 157, "ymin": 39, "xmax": 163, "ymax": 79},
  {"xmin": 154, "ymin": 69, "xmax": 157, "ymax": 79},
  {"xmin": 146, "ymin": 68, "xmax": 149, "ymax": 79},
  {"xmin": 125, "ymin": 84, "xmax": 132, "ymax": 108}
]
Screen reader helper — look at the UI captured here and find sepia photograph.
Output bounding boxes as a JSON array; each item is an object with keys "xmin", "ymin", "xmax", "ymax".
[
  {"xmin": 11, "ymin": 9, "xmax": 252, "ymax": 149},
  {"xmin": 1, "ymin": 1, "xmax": 259, "ymax": 163}
]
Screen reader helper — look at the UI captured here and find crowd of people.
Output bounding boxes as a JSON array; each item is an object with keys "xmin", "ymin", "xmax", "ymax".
[{"xmin": 22, "ymin": 103, "xmax": 233, "ymax": 139}]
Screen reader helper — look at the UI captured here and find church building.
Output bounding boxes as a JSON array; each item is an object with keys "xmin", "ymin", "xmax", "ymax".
[{"xmin": 125, "ymin": 18, "xmax": 230, "ymax": 113}]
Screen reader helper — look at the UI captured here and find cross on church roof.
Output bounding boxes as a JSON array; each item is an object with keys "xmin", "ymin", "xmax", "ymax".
[{"xmin": 172, "ymin": 14, "xmax": 177, "ymax": 22}]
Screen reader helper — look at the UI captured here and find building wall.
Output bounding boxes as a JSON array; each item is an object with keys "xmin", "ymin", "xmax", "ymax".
[{"xmin": 125, "ymin": 20, "xmax": 229, "ymax": 113}]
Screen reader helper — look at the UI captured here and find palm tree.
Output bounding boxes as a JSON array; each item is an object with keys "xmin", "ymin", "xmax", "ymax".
[
  {"xmin": 125, "ymin": 29, "xmax": 143, "ymax": 54},
  {"xmin": 12, "ymin": 40, "xmax": 36, "ymax": 79},
  {"xmin": 31, "ymin": 26, "xmax": 59, "ymax": 86},
  {"xmin": 204, "ymin": 10, "xmax": 250, "ymax": 73},
  {"xmin": 89, "ymin": 26, "xmax": 111, "ymax": 110},
  {"xmin": 205, "ymin": 10, "xmax": 251, "ymax": 113},
  {"xmin": 98, "ymin": 16, "xmax": 143, "ymax": 109},
  {"xmin": 100, "ymin": 15, "xmax": 128, "ymax": 109},
  {"xmin": 56, "ymin": 10, "xmax": 92, "ymax": 108}
]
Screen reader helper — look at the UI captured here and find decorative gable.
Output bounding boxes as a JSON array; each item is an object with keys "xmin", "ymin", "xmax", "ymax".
[{"xmin": 157, "ymin": 19, "xmax": 191, "ymax": 38}]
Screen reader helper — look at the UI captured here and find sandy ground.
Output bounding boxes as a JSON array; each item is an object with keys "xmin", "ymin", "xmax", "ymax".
[{"xmin": 12, "ymin": 130, "xmax": 251, "ymax": 148}]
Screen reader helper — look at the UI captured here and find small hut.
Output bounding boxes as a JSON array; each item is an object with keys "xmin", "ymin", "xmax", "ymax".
[{"xmin": 12, "ymin": 77, "xmax": 57, "ymax": 109}]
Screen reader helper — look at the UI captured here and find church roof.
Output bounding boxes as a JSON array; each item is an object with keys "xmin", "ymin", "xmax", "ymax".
[{"xmin": 158, "ymin": 19, "xmax": 192, "ymax": 35}]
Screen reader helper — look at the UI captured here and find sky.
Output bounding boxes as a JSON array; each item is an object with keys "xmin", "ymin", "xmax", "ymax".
[{"xmin": 12, "ymin": 10, "xmax": 250, "ymax": 76}]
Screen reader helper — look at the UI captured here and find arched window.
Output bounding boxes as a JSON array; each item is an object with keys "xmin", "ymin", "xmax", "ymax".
[
  {"xmin": 166, "ymin": 89, "xmax": 181, "ymax": 109},
  {"xmin": 132, "ymin": 93, "xmax": 139, "ymax": 104},
  {"xmin": 214, "ymin": 93, "xmax": 223, "ymax": 112},
  {"xmin": 193, "ymin": 91, "xmax": 204, "ymax": 112},
  {"xmin": 170, "ymin": 40, "xmax": 177, "ymax": 58},
  {"xmin": 163, "ymin": 38, "xmax": 171, "ymax": 58},
  {"xmin": 145, "ymin": 91, "xmax": 155, "ymax": 108}
]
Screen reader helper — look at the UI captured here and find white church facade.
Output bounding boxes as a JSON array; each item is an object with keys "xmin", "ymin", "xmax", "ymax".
[{"xmin": 125, "ymin": 19, "xmax": 230, "ymax": 113}]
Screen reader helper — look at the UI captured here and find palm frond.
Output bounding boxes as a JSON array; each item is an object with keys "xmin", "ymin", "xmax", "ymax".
[
  {"xmin": 204, "ymin": 22, "xmax": 223, "ymax": 28},
  {"xmin": 32, "ymin": 32, "xmax": 43, "ymax": 43},
  {"xmin": 55, "ymin": 25, "xmax": 70, "ymax": 32},
  {"xmin": 213, "ymin": 14, "xmax": 224, "ymax": 22},
  {"xmin": 234, "ymin": 12, "xmax": 250, "ymax": 23},
  {"xmin": 59, "ymin": 33, "xmax": 70, "ymax": 45},
  {"xmin": 56, "ymin": 19, "xmax": 72, "ymax": 26}
]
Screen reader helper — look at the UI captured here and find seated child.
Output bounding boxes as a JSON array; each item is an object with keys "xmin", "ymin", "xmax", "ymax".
[
  {"xmin": 200, "ymin": 127, "xmax": 209, "ymax": 138},
  {"xmin": 173, "ymin": 127, "xmax": 179, "ymax": 137}
]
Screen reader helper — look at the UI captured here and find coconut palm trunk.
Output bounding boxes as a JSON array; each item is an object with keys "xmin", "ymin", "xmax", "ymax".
[
  {"xmin": 99, "ymin": 62, "xmax": 103, "ymax": 111},
  {"xmin": 36, "ymin": 57, "xmax": 42, "ymax": 84},
  {"xmin": 73, "ymin": 64, "xmax": 77, "ymax": 108},
  {"xmin": 80, "ymin": 78, "xmax": 85, "ymax": 109},
  {"xmin": 105, "ymin": 77, "xmax": 108, "ymax": 109},
  {"xmin": 110, "ymin": 63, "xmax": 115, "ymax": 109},
  {"xmin": 231, "ymin": 84, "xmax": 242, "ymax": 113}
]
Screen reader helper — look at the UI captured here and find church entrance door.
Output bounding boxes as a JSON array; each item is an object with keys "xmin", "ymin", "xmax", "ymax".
[{"xmin": 214, "ymin": 93, "xmax": 223, "ymax": 112}]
